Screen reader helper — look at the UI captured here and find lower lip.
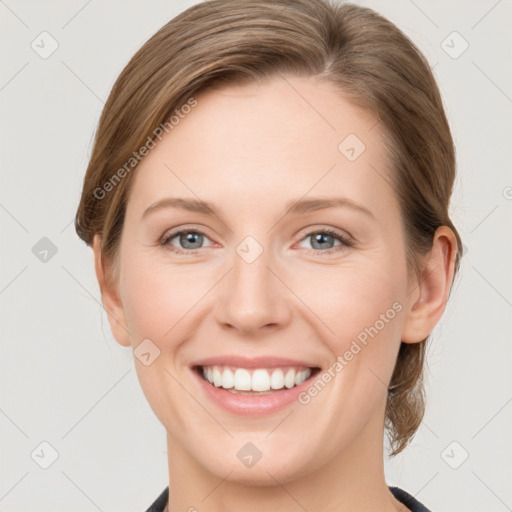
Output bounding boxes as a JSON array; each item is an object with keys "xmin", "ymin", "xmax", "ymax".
[{"xmin": 191, "ymin": 367, "xmax": 319, "ymax": 416}]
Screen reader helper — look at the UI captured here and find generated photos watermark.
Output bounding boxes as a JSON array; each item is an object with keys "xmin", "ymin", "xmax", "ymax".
[
  {"xmin": 298, "ymin": 301, "xmax": 403, "ymax": 405},
  {"xmin": 93, "ymin": 96, "xmax": 198, "ymax": 200}
]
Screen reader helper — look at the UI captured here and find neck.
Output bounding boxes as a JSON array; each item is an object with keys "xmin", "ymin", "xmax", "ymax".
[{"xmin": 165, "ymin": 398, "xmax": 405, "ymax": 512}]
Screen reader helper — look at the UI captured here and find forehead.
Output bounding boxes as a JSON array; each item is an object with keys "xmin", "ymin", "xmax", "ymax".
[
  {"xmin": 126, "ymin": 75, "xmax": 397, "ymax": 220},
  {"xmin": 169, "ymin": 76, "xmax": 379, "ymax": 163}
]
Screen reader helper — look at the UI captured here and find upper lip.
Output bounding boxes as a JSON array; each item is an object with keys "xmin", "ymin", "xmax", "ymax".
[{"xmin": 191, "ymin": 355, "xmax": 320, "ymax": 369}]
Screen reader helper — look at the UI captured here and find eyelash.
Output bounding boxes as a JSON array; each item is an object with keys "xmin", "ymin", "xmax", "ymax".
[{"xmin": 160, "ymin": 227, "xmax": 354, "ymax": 256}]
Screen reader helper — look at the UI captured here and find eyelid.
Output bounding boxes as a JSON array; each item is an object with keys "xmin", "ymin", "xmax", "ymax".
[
  {"xmin": 159, "ymin": 226, "xmax": 216, "ymax": 256},
  {"xmin": 294, "ymin": 227, "xmax": 354, "ymax": 253},
  {"xmin": 160, "ymin": 225, "xmax": 354, "ymax": 255},
  {"xmin": 295, "ymin": 224, "xmax": 354, "ymax": 245},
  {"xmin": 160, "ymin": 224, "xmax": 213, "ymax": 244}
]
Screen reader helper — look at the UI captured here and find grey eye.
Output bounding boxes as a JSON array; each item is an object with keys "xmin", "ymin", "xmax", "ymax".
[
  {"xmin": 309, "ymin": 233, "xmax": 337, "ymax": 250},
  {"xmin": 298, "ymin": 232, "xmax": 343, "ymax": 251},
  {"xmin": 177, "ymin": 232, "xmax": 204, "ymax": 249}
]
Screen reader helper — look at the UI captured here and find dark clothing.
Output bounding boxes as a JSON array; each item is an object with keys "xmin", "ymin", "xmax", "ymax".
[
  {"xmin": 389, "ymin": 486, "xmax": 431, "ymax": 511},
  {"xmin": 145, "ymin": 485, "xmax": 431, "ymax": 511}
]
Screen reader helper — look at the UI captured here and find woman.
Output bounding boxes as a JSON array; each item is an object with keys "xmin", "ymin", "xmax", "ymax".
[{"xmin": 74, "ymin": 1, "xmax": 462, "ymax": 510}]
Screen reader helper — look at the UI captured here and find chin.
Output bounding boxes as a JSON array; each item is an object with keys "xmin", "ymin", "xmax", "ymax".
[{"xmin": 196, "ymin": 445, "xmax": 318, "ymax": 487}]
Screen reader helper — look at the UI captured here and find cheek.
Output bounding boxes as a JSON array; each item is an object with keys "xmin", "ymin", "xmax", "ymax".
[
  {"xmin": 291, "ymin": 257, "xmax": 405, "ymax": 369},
  {"xmin": 119, "ymin": 249, "xmax": 217, "ymax": 346},
  {"xmin": 118, "ymin": 251, "xmax": 218, "ymax": 431}
]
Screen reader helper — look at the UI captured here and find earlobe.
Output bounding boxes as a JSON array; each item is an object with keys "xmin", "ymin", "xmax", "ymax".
[
  {"xmin": 92, "ymin": 234, "xmax": 131, "ymax": 347},
  {"xmin": 401, "ymin": 226, "xmax": 458, "ymax": 344}
]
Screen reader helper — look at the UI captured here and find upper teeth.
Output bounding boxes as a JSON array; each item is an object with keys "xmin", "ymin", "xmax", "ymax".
[{"xmin": 202, "ymin": 366, "xmax": 312, "ymax": 391}]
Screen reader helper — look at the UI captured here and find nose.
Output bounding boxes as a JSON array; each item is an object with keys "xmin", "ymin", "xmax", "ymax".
[{"xmin": 214, "ymin": 245, "xmax": 292, "ymax": 336}]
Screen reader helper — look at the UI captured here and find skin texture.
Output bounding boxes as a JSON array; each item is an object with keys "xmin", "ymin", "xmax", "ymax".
[{"xmin": 92, "ymin": 75, "xmax": 457, "ymax": 511}]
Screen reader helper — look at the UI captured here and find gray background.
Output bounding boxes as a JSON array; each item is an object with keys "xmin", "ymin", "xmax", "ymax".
[{"xmin": 1, "ymin": 0, "xmax": 511, "ymax": 511}]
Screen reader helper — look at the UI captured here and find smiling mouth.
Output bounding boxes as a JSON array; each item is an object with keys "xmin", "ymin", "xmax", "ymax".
[{"xmin": 193, "ymin": 365, "xmax": 321, "ymax": 395}]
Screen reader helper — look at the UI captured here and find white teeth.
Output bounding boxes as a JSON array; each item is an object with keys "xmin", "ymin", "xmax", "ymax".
[
  {"xmin": 252, "ymin": 369, "xmax": 271, "ymax": 391},
  {"xmin": 222, "ymin": 368, "xmax": 234, "ymax": 389},
  {"xmin": 213, "ymin": 367, "xmax": 223, "ymax": 387},
  {"xmin": 270, "ymin": 369, "xmax": 284, "ymax": 390},
  {"xmin": 295, "ymin": 370, "xmax": 308, "ymax": 386},
  {"xmin": 201, "ymin": 366, "xmax": 312, "ymax": 392},
  {"xmin": 284, "ymin": 368, "xmax": 296, "ymax": 388},
  {"xmin": 234, "ymin": 368, "xmax": 252, "ymax": 390}
]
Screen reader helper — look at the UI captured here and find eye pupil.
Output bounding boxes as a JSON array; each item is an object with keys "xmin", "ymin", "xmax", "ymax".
[
  {"xmin": 311, "ymin": 233, "xmax": 334, "ymax": 250},
  {"xmin": 180, "ymin": 232, "xmax": 203, "ymax": 249}
]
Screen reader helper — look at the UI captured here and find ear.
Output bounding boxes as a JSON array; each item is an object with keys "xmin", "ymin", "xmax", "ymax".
[
  {"xmin": 401, "ymin": 226, "xmax": 458, "ymax": 343},
  {"xmin": 92, "ymin": 234, "xmax": 131, "ymax": 347}
]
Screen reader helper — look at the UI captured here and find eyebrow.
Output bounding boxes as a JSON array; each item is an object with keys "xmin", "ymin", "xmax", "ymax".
[
  {"xmin": 285, "ymin": 197, "xmax": 374, "ymax": 218},
  {"xmin": 142, "ymin": 197, "xmax": 215, "ymax": 219},
  {"xmin": 141, "ymin": 196, "xmax": 374, "ymax": 220}
]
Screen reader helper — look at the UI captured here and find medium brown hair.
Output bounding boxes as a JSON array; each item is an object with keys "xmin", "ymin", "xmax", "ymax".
[{"xmin": 75, "ymin": 0, "xmax": 463, "ymax": 456}]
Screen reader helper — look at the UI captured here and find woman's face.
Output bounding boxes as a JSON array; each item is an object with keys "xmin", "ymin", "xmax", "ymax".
[{"xmin": 104, "ymin": 75, "xmax": 419, "ymax": 484}]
